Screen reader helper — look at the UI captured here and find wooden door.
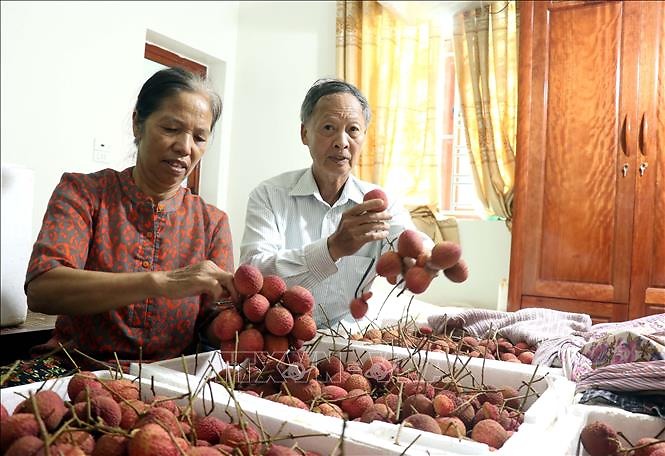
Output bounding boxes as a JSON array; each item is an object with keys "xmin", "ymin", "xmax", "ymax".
[
  {"xmin": 510, "ymin": 1, "xmax": 642, "ymax": 321},
  {"xmin": 629, "ymin": 1, "xmax": 665, "ymax": 319}
]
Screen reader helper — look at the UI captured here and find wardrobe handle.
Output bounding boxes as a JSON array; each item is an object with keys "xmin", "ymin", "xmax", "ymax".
[
  {"xmin": 639, "ymin": 112, "xmax": 648, "ymax": 156},
  {"xmin": 621, "ymin": 114, "xmax": 631, "ymax": 157}
]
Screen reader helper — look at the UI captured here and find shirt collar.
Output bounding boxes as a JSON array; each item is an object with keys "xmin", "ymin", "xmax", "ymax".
[
  {"xmin": 120, "ymin": 166, "xmax": 185, "ymax": 213},
  {"xmin": 290, "ymin": 167, "xmax": 365, "ymax": 207}
]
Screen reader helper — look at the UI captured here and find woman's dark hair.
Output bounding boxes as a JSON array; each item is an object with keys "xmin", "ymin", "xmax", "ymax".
[
  {"xmin": 133, "ymin": 67, "xmax": 222, "ymax": 143},
  {"xmin": 300, "ymin": 78, "xmax": 371, "ymax": 126}
]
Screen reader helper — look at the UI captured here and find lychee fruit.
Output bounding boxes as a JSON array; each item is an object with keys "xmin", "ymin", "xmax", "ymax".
[
  {"xmin": 264, "ymin": 334, "xmax": 289, "ymax": 356},
  {"xmin": 291, "ymin": 314, "xmax": 317, "ymax": 341},
  {"xmin": 0, "ymin": 413, "xmax": 39, "ymax": 453},
  {"xmin": 151, "ymin": 395, "xmax": 178, "ymax": 415},
  {"xmin": 314, "ymin": 402, "xmax": 345, "ymax": 419},
  {"xmin": 433, "ymin": 393, "xmax": 456, "ymax": 417},
  {"xmin": 471, "ymin": 419, "xmax": 509, "ymax": 449},
  {"xmin": 349, "ymin": 297, "xmax": 369, "ymax": 319},
  {"xmin": 265, "ymin": 306, "xmax": 294, "ymax": 336},
  {"xmin": 193, "ymin": 415, "xmax": 228, "ymax": 445},
  {"xmin": 241, "ymin": 294, "xmax": 270, "ymax": 322},
  {"xmin": 105, "ymin": 377, "xmax": 140, "ymax": 402},
  {"xmin": 518, "ymin": 351, "xmax": 534, "ymax": 364},
  {"xmin": 260, "ymin": 275, "xmax": 287, "ymax": 303},
  {"xmin": 344, "ymin": 373, "xmax": 372, "ymax": 393},
  {"xmin": 92, "ymin": 435, "xmax": 128, "ymax": 456},
  {"xmin": 236, "ymin": 328, "xmax": 265, "ymax": 363},
  {"xmin": 282, "ymin": 286, "xmax": 315, "ymax": 314},
  {"xmin": 436, "ymin": 416, "xmax": 466, "ymax": 438},
  {"xmin": 580, "ymin": 421, "xmax": 620, "ymax": 456},
  {"xmin": 361, "ymin": 356, "xmax": 393, "ymax": 383},
  {"xmin": 340, "ymin": 389, "xmax": 374, "ymax": 419},
  {"xmin": 70, "ymin": 395, "xmax": 122, "ymax": 428},
  {"xmin": 274, "ymin": 395, "xmax": 309, "ymax": 410},
  {"xmin": 360, "ymin": 403, "xmax": 395, "ymax": 423},
  {"xmin": 211, "ymin": 307, "xmax": 244, "ymax": 342},
  {"xmin": 317, "ymin": 355, "xmax": 344, "ymax": 379},
  {"xmin": 13, "ymin": 390, "xmax": 66, "ymax": 431},
  {"xmin": 402, "ymin": 413, "xmax": 441, "ymax": 434},
  {"xmin": 375, "ymin": 393, "xmax": 400, "ymax": 414},
  {"xmin": 281, "ymin": 379, "xmax": 321, "ymax": 403},
  {"xmin": 67, "ymin": 370, "xmax": 102, "ymax": 401},
  {"xmin": 0, "ymin": 404, "xmax": 8, "ymax": 421},
  {"xmin": 328, "ymin": 371, "xmax": 351, "ymax": 389},
  {"xmin": 405, "ymin": 266, "xmax": 432, "ymax": 294},
  {"xmin": 234, "ymin": 264, "xmax": 264, "ymax": 296},
  {"xmin": 430, "ymin": 241, "xmax": 462, "ymax": 270},
  {"xmin": 135, "ymin": 406, "xmax": 180, "ymax": 434},
  {"xmin": 4, "ymin": 435, "xmax": 43, "ymax": 456},
  {"xmin": 321, "ymin": 385, "xmax": 348, "ymax": 401},
  {"xmin": 376, "ymin": 251, "xmax": 402, "ymax": 277},
  {"xmin": 500, "ymin": 386, "xmax": 521, "ymax": 410},
  {"xmin": 127, "ymin": 422, "xmax": 180, "ymax": 456},
  {"xmin": 633, "ymin": 437, "xmax": 665, "ymax": 456},
  {"xmin": 444, "ymin": 259, "xmax": 469, "ymax": 283},
  {"xmin": 398, "ymin": 229, "xmax": 424, "ymax": 259},
  {"xmin": 401, "ymin": 394, "xmax": 434, "ymax": 419},
  {"xmin": 363, "ymin": 188, "xmax": 389, "ymax": 211},
  {"xmin": 55, "ymin": 430, "xmax": 95, "ymax": 454},
  {"xmin": 119, "ymin": 399, "xmax": 149, "ymax": 430},
  {"xmin": 219, "ymin": 423, "xmax": 261, "ymax": 456}
]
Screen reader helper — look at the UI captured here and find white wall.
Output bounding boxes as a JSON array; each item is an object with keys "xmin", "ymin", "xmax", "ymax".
[{"xmin": 1, "ymin": 0, "xmax": 509, "ymax": 311}]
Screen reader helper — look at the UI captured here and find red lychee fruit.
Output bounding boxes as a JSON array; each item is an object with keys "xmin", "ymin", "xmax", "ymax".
[
  {"xmin": 73, "ymin": 385, "xmax": 113, "ymax": 404},
  {"xmin": 402, "ymin": 380, "xmax": 435, "ymax": 399},
  {"xmin": 264, "ymin": 334, "xmax": 289, "ymax": 357},
  {"xmin": 242, "ymin": 294, "xmax": 270, "ymax": 323},
  {"xmin": 274, "ymin": 395, "xmax": 309, "ymax": 410},
  {"xmin": 360, "ymin": 403, "xmax": 395, "ymax": 423},
  {"xmin": 13, "ymin": 390, "xmax": 66, "ymax": 431},
  {"xmin": 4, "ymin": 435, "xmax": 43, "ymax": 456},
  {"xmin": 405, "ymin": 266, "xmax": 433, "ymax": 294},
  {"xmin": 70, "ymin": 395, "xmax": 122, "ymax": 428},
  {"xmin": 444, "ymin": 259, "xmax": 469, "ymax": 283},
  {"xmin": 363, "ymin": 188, "xmax": 389, "ymax": 211},
  {"xmin": 386, "ymin": 274, "xmax": 399, "ymax": 285},
  {"xmin": 291, "ymin": 314, "xmax": 317, "ymax": 341},
  {"xmin": 580, "ymin": 421, "xmax": 620, "ymax": 456},
  {"xmin": 234, "ymin": 264, "xmax": 264, "ymax": 296},
  {"xmin": 433, "ymin": 393, "xmax": 456, "ymax": 417},
  {"xmin": 398, "ymin": 229, "xmax": 424, "ymax": 259},
  {"xmin": 313, "ymin": 402, "xmax": 345, "ymax": 419},
  {"xmin": 340, "ymin": 389, "xmax": 374, "ymax": 419},
  {"xmin": 219, "ymin": 423, "xmax": 262, "ymax": 456},
  {"xmin": 436, "ymin": 416, "xmax": 466, "ymax": 438},
  {"xmin": 127, "ymin": 422, "xmax": 180, "ymax": 456},
  {"xmin": 471, "ymin": 419, "xmax": 509, "ymax": 449},
  {"xmin": 328, "ymin": 371, "xmax": 351, "ymax": 389},
  {"xmin": 105, "ymin": 377, "xmax": 140, "ymax": 402},
  {"xmin": 349, "ymin": 297, "xmax": 369, "ymax": 319},
  {"xmin": 376, "ymin": 250, "xmax": 402, "ymax": 277},
  {"xmin": 321, "ymin": 385, "xmax": 348, "ymax": 401},
  {"xmin": 236, "ymin": 328, "xmax": 265, "ymax": 363},
  {"xmin": 119, "ymin": 399, "xmax": 149, "ymax": 430},
  {"xmin": 281, "ymin": 379, "xmax": 322, "ymax": 403},
  {"xmin": 317, "ymin": 356, "xmax": 344, "ymax": 379},
  {"xmin": 361, "ymin": 356, "xmax": 393, "ymax": 383},
  {"xmin": 403, "ymin": 413, "xmax": 441, "ymax": 434},
  {"xmin": 376, "ymin": 393, "xmax": 400, "ymax": 414},
  {"xmin": 92, "ymin": 434, "xmax": 128, "ymax": 456},
  {"xmin": 499, "ymin": 386, "xmax": 521, "ymax": 410},
  {"xmin": 344, "ymin": 373, "xmax": 372, "ymax": 393},
  {"xmin": 0, "ymin": 413, "xmax": 39, "ymax": 453},
  {"xmin": 633, "ymin": 438, "xmax": 665, "ymax": 456},
  {"xmin": 135, "ymin": 406, "xmax": 180, "ymax": 434},
  {"xmin": 430, "ymin": 241, "xmax": 462, "ymax": 270},
  {"xmin": 282, "ymin": 286, "xmax": 315, "ymax": 314},
  {"xmin": 211, "ymin": 307, "xmax": 244, "ymax": 342},
  {"xmin": 193, "ymin": 415, "xmax": 228, "ymax": 445},
  {"xmin": 151, "ymin": 395, "xmax": 178, "ymax": 415},
  {"xmin": 518, "ymin": 351, "xmax": 535, "ymax": 364},
  {"xmin": 55, "ymin": 430, "xmax": 95, "ymax": 454},
  {"xmin": 67, "ymin": 370, "xmax": 102, "ymax": 401},
  {"xmin": 265, "ymin": 306, "xmax": 294, "ymax": 336},
  {"xmin": 260, "ymin": 275, "xmax": 287, "ymax": 303},
  {"xmin": 0, "ymin": 404, "xmax": 8, "ymax": 421}
]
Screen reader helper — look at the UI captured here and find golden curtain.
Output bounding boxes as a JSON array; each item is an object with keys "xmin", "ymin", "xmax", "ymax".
[
  {"xmin": 452, "ymin": 1, "xmax": 518, "ymax": 221},
  {"xmin": 336, "ymin": 1, "xmax": 448, "ymax": 208}
]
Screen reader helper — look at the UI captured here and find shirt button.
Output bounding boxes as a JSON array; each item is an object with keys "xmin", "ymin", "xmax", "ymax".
[
  {"xmin": 142, "ymin": 261, "xmax": 150, "ymax": 268},
  {"xmin": 146, "ymin": 232, "xmax": 153, "ymax": 239}
]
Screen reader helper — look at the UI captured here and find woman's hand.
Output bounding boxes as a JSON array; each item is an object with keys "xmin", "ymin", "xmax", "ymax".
[
  {"xmin": 159, "ymin": 260, "xmax": 239, "ymax": 303},
  {"xmin": 327, "ymin": 200, "xmax": 391, "ymax": 261}
]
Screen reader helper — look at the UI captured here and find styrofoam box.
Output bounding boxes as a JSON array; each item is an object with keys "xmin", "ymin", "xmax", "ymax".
[
  {"xmin": 0, "ymin": 370, "xmax": 407, "ymax": 455},
  {"xmin": 559, "ymin": 403, "xmax": 665, "ymax": 456},
  {"xmin": 134, "ymin": 338, "xmax": 577, "ymax": 455}
]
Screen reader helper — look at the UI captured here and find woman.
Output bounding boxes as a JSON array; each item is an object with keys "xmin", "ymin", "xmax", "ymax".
[{"xmin": 3, "ymin": 67, "xmax": 236, "ymax": 385}]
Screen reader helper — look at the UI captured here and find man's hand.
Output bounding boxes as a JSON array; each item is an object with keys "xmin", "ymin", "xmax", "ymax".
[{"xmin": 327, "ymin": 200, "xmax": 391, "ymax": 261}]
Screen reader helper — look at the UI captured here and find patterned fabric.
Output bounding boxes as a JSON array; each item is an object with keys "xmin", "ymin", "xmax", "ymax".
[
  {"xmin": 580, "ymin": 330, "xmax": 665, "ymax": 369},
  {"xmin": 426, "ymin": 307, "xmax": 592, "ymax": 346},
  {"xmin": 26, "ymin": 167, "xmax": 234, "ymax": 366},
  {"xmin": 575, "ymin": 360, "xmax": 665, "ymax": 395},
  {"xmin": 579, "ymin": 389, "xmax": 665, "ymax": 418},
  {"xmin": 240, "ymin": 167, "xmax": 430, "ymax": 327},
  {"xmin": 0, "ymin": 355, "xmax": 74, "ymax": 388}
]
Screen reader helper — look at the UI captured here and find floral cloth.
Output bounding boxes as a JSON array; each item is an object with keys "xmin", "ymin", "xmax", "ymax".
[{"xmin": 580, "ymin": 330, "xmax": 665, "ymax": 369}]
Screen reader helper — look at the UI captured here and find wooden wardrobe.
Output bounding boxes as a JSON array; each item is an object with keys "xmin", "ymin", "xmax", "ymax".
[{"xmin": 508, "ymin": 1, "xmax": 664, "ymax": 323}]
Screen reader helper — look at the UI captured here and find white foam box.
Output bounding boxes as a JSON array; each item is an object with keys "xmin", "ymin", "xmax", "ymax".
[
  {"xmin": 0, "ymin": 370, "xmax": 403, "ymax": 455},
  {"xmin": 555, "ymin": 402, "xmax": 665, "ymax": 456},
  {"xmin": 306, "ymin": 337, "xmax": 577, "ymax": 456}
]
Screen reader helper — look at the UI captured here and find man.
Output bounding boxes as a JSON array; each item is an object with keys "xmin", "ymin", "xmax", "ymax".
[{"xmin": 240, "ymin": 79, "xmax": 430, "ymax": 327}]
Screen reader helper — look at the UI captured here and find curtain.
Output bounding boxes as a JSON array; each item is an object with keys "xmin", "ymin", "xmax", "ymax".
[
  {"xmin": 452, "ymin": 1, "xmax": 519, "ymax": 223},
  {"xmin": 336, "ymin": 1, "xmax": 448, "ymax": 208}
]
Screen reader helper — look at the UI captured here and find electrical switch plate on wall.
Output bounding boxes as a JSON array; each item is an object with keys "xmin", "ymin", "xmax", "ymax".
[{"xmin": 93, "ymin": 138, "xmax": 112, "ymax": 163}]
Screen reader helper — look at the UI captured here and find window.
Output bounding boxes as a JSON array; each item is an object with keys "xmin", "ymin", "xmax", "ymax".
[{"xmin": 144, "ymin": 43, "xmax": 207, "ymax": 195}]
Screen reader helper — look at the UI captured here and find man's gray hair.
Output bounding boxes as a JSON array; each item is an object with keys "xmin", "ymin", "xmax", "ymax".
[{"xmin": 300, "ymin": 78, "xmax": 371, "ymax": 126}]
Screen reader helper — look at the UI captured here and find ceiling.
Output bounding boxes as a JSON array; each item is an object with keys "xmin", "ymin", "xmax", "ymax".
[{"xmin": 378, "ymin": 1, "xmax": 485, "ymax": 23}]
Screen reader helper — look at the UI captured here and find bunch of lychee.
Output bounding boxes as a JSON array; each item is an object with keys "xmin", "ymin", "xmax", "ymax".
[
  {"xmin": 348, "ymin": 189, "xmax": 469, "ymax": 320},
  {"xmin": 210, "ymin": 264, "xmax": 319, "ymax": 364},
  {"xmin": 350, "ymin": 326, "xmax": 537, "ymax": 365},
  {"xmin": 218, "ymin": 351, "xmax": 528, "ymax": 451},
  {"xmin": 0, "ymin": 371, "xmax": 323, "ymax": 456}
]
